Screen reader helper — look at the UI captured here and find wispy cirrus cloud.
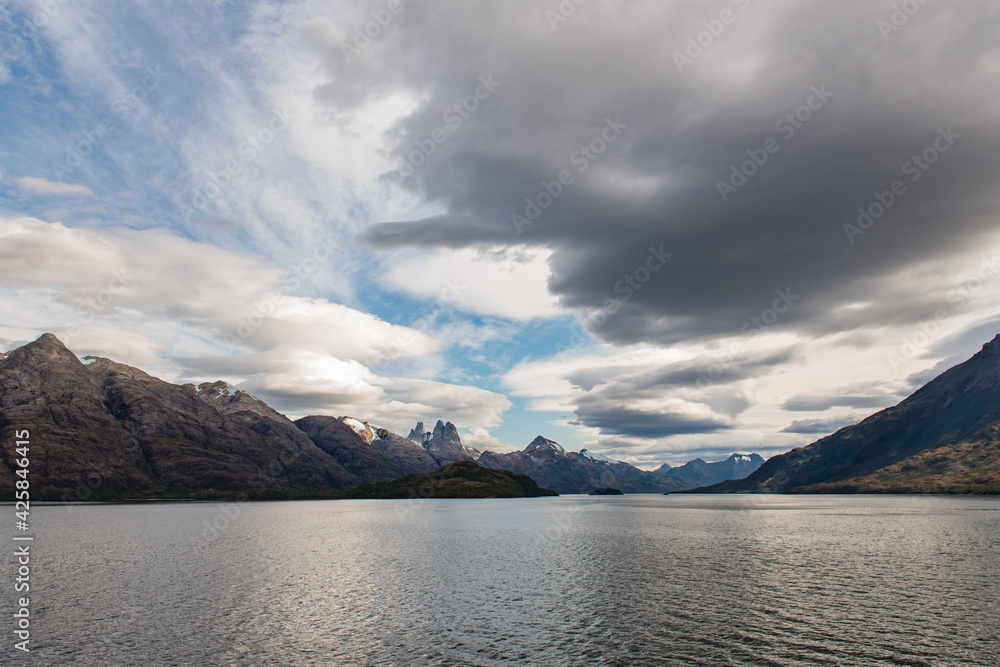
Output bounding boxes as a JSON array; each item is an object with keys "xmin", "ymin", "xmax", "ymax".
[
  {"xmin": 2, "ymin": 0, "xmax": 1000, "ymax": 464},
  {"xmin": 16, "ymin": 176, "xmax": 94, "ymax": 196}
]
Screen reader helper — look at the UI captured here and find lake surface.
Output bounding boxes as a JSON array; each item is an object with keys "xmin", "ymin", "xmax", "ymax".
[{"xmin": 16, "ymin": 495, "xmax": 1000, "ymax": 666}]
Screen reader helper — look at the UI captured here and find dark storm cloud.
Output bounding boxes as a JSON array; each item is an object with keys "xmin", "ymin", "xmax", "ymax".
[
  {"xmin": 781, "ymin": 380, "xmax": 907, "ymax": 412},
  {"xmin": 570, "ymin": 404, "xmax": 734, "ymax": 438},
  {"xmin": 566, "ymin": 347, "xmax": 798, "ymax": 392},
  {"xmin": 307, "ymin": 0, "xmax": 1000, "ymax": 346},
  {"xmin": 781, "ymin": 416, "xmax": 858, "ymax": 435},
  {"xmin": 560, "ymin": 348, "xmax": 793, "ymax": 438}
]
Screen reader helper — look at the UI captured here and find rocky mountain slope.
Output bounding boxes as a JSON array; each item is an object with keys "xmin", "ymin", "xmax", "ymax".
[
  {"xmin": 371, "ymin": 428, "xmax": 440, "ymax": 474},
  {"xmin": 295, "ymin": 416, "xmax": 411, "ymax": 484},
  {"xmin": 0, "ymin": 333, "xmax": 766, "ymax": 499},
  {"xmin": 695, "ymin": 335, "xmax": 1000, "ymax": 494},
  {"xmin": 477, "ymin": 436, "xmax": 763, "ymax": 494},
  {"xmin": 650, "ymin": 454, "xmax": 766, "ymax": 490},
  {"xmin": 0, "ymin": 335, "xmax": 360, "ymax": 499},
  {"xmin": 408, "ymin": 420, "xmax": 482, "ymax": 466}
]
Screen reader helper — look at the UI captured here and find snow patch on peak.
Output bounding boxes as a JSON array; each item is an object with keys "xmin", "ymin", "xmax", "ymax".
[
  {"xmin": 338, "ymin": 417, "xmax": 377, "ymax": 444},
  {"xmin": 579, "ymin": 448, "xmax": 616, "ymax": 463},
  {"xmin": 526, "ymin": 436, "xmax": 565, "ymax": 454},
  {"xmin": 196, "ymin": 380, "xmax": 233, "ymax": 400},
  {"xmin": 341, "ymin": 417, "xmax": 369, "ymax": 436}
]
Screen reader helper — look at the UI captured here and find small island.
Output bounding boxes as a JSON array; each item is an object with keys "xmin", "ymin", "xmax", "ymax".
[
  {"xmin": 341, "ymin": 461, "xmax": 559, "ymax": 499},
  {"xmin": 589, "ymin": 488, "xmax": 624, "ymax": 495}
]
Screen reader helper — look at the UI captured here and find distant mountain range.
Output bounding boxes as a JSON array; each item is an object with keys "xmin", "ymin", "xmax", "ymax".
[
  {"xmin": 477, "ymin": 436, "xmax": 763, "ymax": 494},
  {"xmin": 0, "ymin": 334, "xmax": 764, "ymax": 500},
  {"xmin": 695, "ymin": 334, "xmax": 1000, "ymax": 494}
]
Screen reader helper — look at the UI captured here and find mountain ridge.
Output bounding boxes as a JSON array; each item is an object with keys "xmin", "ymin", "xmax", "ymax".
[
  {"xmin": 692, "ymin": 334, "xmax": 1000, "ymax": 494},
  {"xmin": 0, "ymin": 334, "xmax": 764, "ymax": 499}
]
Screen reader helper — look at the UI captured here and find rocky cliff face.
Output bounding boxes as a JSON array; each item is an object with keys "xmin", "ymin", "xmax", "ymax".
[
  {"xmin": 294, "ymin": 416, "xmax": 409, "ymax": 484},
  {"xmin": 696, "ymin": 335, "xmax": 1000, "ymax": 494},
  {"xmin": 0, "ymin": 334, "xmax": 162, "ymax": 499},
  {"xmin": 406, "ymin": 421, "xmax": 428, "ymax": 443},
  {"xmin": 371, "ymin": 428, "xmax": 441, "ymax": 475},
  {"xmin": 418, "ymin": 420, "xmax": 481, "ymax": 466}
]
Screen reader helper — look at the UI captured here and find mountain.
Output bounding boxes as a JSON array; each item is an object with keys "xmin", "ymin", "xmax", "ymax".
[
  {"xmin": 339, "ymin": 460, "xmax": 558, "ymax": 499},
  {"xmin": 477, "ymin": 436, "xmax": 764, "ymax": 494},
  {"xmin": 417, "ymin": 419, "xmax": 482, "ymax": 466},
  {"xmin": 0, "ymin": 333, "xmax": 768, "ymax": 500},
  {"xmin": 695, "ymin": 335, "xmax": 1000, "ymax": 494},
  {"xmin": 371, "ymin": 428, "xmax": 441, "ymax": 475},
  {"xmin": 407, "ymin": 421, "xmax": 429, "ymax": 444},
  {"xmin": 0, "ymin": 334, "xmax": 361, "ymax": 500},
  {"xmin": 294, "ymin": 416, "xmax": 410, "ymax": 484},
  {"xmin": 651, "ymin": 454, "xmax": 766, "ymax": 490}
]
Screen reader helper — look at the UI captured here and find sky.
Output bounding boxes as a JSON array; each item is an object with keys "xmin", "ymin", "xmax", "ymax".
[{"xmin": 1, "ymin": 0, "xmax": 999, "ymax": 467}]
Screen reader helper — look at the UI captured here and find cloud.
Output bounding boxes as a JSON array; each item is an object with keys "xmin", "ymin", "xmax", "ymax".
[
  {"xmin": 505, "ymin": 342, "xmax": 785, "ymax": 440},
  {"xmin": 381, "ymin": 246, "xmax": 561, "ymax": 320},
  {"xmin": 16, "ymin": 177, "xmax": 94, "ymax": 196},
  {"xmin": 5, "ymin": 0, "xmax": 1000, "ymax": 463},
  {"xmin": 338, "ymin": 0, "xmax": 1000, "ymax": 349},
  {"xmin": 0, "ymin": 214, "xmax": 510, "ymax": 435},
  {"xmin": 571, "ymin": 402, "xmax": 738, "ymax": 438},
  {"xmin": 462, "ymin": 426, "xmax": 519, "ymax": 453},
  {"xmin": 782, "ymin": 380, "xmax": 909, "ymax": 412},
  {"xmin": 781, "ymin": 415, "xmax": 860, "ymax": 435}
]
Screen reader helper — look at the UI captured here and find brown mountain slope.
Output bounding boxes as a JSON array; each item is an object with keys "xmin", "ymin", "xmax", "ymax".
[
  {"xmin": 694, "ymin": 335, "xmax": 1000, "ymax": 494},
  {"xmin": 0, "ymin": 334, "xmax": 362, "ymax": 499},
  {"xmin": 371, "ymin": 429, "xmax": 441, "ymax": 474},
  {"xmin": 0, "ymin": 334, "xmax": 161, "ymax": 499},
  {"xmin": 797, "ymin": 437, "xmax": 1000, "ymax": 494},
  {"xmin": 294, "ymin": 416, "xmax": 410, "ymax": 483}
]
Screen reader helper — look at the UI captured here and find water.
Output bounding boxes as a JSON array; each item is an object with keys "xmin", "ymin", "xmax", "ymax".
[{"xmin": 13, "ymin": 495, "xmax": 1000, "ymax": 666}]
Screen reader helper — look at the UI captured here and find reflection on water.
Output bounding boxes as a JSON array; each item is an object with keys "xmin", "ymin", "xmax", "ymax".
[{"xmin": 24, "ymin": 495, "xmax": 1000, "ymax": 666}]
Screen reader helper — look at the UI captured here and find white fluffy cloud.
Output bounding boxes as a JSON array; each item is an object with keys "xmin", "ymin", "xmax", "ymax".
[
  {"xmin": 382, "ymin": 246, "xmax": 562, "ymax": 321},
  {"xmin": 0, "ymin": 214, "xmax": 512, "ymax": 434}
]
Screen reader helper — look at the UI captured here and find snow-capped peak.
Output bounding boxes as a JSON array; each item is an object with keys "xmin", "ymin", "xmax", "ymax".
[{"xmin": 525, "ymin": 436, "xmax": 565, "ymax": 454}]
